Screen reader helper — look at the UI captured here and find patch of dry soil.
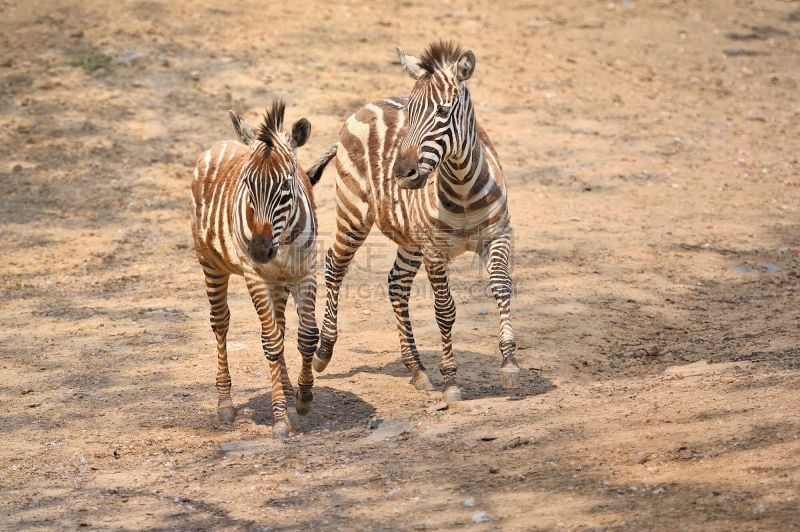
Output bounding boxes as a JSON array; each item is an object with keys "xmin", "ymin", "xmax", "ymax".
[{"xmin": 1, "ymin": 0, "xmax": 798, "ymax": 529}]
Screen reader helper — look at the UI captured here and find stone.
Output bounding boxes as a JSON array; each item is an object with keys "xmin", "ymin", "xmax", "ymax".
[{"xmin": 472, "ymin": 511, "xmax": 495, "ymax": 523}]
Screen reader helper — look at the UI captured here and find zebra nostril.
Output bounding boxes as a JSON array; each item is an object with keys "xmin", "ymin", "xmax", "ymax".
[{"xmin": 404, "ymin": 168, "xmax": 417, "ymax": 179}]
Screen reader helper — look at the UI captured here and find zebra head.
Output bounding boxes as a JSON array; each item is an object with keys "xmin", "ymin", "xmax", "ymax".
[
  {"xmin": 393, "ymin": 41, "xmax": 476, "ymax": 189},
  {"xmin": 229, "ymin": 101, "xmax": 310, "ymax": 263}
]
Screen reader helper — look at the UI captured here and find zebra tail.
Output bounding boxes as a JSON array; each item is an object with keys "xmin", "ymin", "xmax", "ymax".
[{"xmin": 307, "ymin": 143, "xmax": 338, "ymax": 186}]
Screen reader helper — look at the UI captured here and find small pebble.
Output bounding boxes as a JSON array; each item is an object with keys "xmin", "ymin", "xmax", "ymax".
[
  {"xmin": 463, "ymin": 497, "xmax": 475, "ymax": 507},
  {"xmin": 628, "ymin": 452, "xmax": 649, "ymax": 465},
  {"xmin": 472, "ymin": 511, "xmax": 495, "ymax": 523},
  {"xmin": 478, "ymin": 309, "xmax": 489, "ymax": 316},
  {"xmin": 362, "ymin": 309, "xmax": 372, "ymax": 315},
  {"xmin": 489, "ymin": 465, "xmax": 499, "ymax": 474},
  {"xmin": 677, "ymin": 446, "xmax": 694, "ymax": 459},
  {"xmin": 760, "ymin": 263, "xmax": 780, "ymax": 272},
  {"xmin": 426, "ymin": 402, "xmax": 448, "ymax": 414}
]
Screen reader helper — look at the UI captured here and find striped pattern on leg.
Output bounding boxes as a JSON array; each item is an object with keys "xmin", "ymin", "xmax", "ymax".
[
  {"xmin": 202, "ymin": 263, "xmax": 234, "ymax": 421},
  {"xmin": 388, "ymin": 247, "xmax": 434, "ymax": 391},
  {"xmin": 293, "ymin": 277, "xmax": 318, "ymax": 414},
  {"xmin": 313, "ymin": 201, "xmax": 372, "ymax": 372},
  {"xmin": 424, "ymin": 257, "xmax": 459, "ymax": 401},
  {"xmin": 244, "ymin": 270, "xmax": 290, "ymax": 435},
  {"xmin": 484, "ymin": 235, "xmax": 519, "ymax": 387}
]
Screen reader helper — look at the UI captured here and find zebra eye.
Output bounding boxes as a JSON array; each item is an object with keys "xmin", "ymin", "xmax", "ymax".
[
  {"xmin": 437, "ymin": 104, "xmax": 452, "ymax": 117},
  {"xmin": 280, "ymin": 179, "xmax": 292, "ymax": 191}
]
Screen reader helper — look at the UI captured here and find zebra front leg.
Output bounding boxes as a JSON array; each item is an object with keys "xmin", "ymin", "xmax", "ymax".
[
  {"xmin": 485, "ymin": 235, "xmax": 519, "ymax": 389},
  {"xmin": 270, "ymin": 285, "xmax": 299, "ymax": 428},
  {"xmin": 388, "ymin": 247, "xmax": 434, "ymax": 391},
  {"xmin": 313, "ymin": 218, "xmax": 371, "ymax": 372},
  {"xmin": 425, "ymin": 257, "xmax": 461, "ymax": 402},
  {"xmin": 203, "ymin": 265, "xmax": 235, "ymax": 422},
  {"xmin": 245, "ymin": 271, "xmax": 292, "ymax": 439},
  {"xmin": 293, "ymin": 277, "xmax": 318, "ymax": 415}
]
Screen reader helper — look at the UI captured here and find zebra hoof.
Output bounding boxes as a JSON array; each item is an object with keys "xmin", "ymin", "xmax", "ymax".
[
  {"xmin": 286, "ymin": 411, "xmax": 299, "ymax": 432},
  {"xmin": 296, "ymin": 389, "xmax": 313, "ymax": 416},
  {"xmin": 500, "ymin": 365, "xmax": 521, "ymax": 389},
  {"xmin": 217, "ymin": 397, "xmax": 235, "ymax": 423},
  {"xmin": 312, "ymin": 354, "xmax": 330, "ymax": 373},
  {"xmin": 313, "ymin": 339, "xmax": 334, "ymax": 372},
  {"xmin": 443, "ymin": 385, "xmax": 463, "ymax": 403},
  {"xmin": 411, "ymin": 370, "xmax": 435, "ymax": 391},
  {"xmin": 272, "ymin": 421, "xmax": 290, "ymax": 440}
]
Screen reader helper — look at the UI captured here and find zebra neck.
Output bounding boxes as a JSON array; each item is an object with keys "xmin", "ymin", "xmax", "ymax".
[
  {"xmin": 437, "ymin": 134, "xmax": 487, "ymax": 203},
  {"xmin": 435, "ymin": 115, "xmax": 501, "ymax": 210},
  {"xmin": 439, "ymin": 87, "xmax": 481, "ymax": 187},
  {"xmin": 436, "ymin": 143, "xmax": 490, "ymax": 206}
]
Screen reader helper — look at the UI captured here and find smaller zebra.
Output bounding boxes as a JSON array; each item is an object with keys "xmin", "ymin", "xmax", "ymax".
[{"xmin": 190, "ymin": 100, "xmax": 319, "ymax": 439}]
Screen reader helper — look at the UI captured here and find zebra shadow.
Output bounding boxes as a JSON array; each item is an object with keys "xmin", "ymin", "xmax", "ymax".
[
  {"xmin": 240, "ymin": 386, "xmax": 375, "ymax": 432},
  {"xmin": 318, "ymin": 349, "xmax": 554, "ymax": 402}
]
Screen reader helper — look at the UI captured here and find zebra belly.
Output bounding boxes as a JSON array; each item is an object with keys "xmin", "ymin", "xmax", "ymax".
[{"xmin": 374, "ymin": 196, "xmax": 510, "ymax": 256}]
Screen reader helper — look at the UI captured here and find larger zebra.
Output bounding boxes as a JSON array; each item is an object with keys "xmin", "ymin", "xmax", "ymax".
[
  {"xmin": 191, "ymin": 100, "xmax": 319, "ymax": 438},
  {"xmin": 308, "ymin": 41, "xmax": 518, "ymax": 402}
]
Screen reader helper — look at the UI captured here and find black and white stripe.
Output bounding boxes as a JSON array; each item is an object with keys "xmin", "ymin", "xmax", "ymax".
[
  {"xmin": 309, "ymin": 41, "xmax": 519, "ymax": 402},
  {"xmin": 190, "ymin": 100, "xmax": 319, "ymax": 438}
]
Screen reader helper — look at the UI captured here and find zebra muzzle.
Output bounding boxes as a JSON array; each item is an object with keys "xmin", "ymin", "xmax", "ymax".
[
  {"xmin": 249, "ymin": 234, "xmax": 277, "ymax": 263},
  {"xmin": 394, "ymin": 148, "xmax": 429, "ymax": 189}
]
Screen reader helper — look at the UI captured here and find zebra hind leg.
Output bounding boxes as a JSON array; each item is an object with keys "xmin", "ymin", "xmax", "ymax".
[
  {"xmin": 202, "ymin": 265, "xmax": 236, "ymax": 422},
  {"xmin": 388, "ymin": 246, "xmax": 434, "ymax": 391}
]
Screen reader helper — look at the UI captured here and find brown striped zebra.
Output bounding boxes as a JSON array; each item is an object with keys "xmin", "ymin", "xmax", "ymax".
[
  {"xmin": 307, "ymin": 41, "xmax": 519, "ymax": 402},
  {"xmin": 190, "ymin": 100, "xmax": 320, "ymax": 439}
]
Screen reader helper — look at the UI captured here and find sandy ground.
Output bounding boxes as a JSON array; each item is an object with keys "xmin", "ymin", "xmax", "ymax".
[{"xmin": 2, "ymin": 0, "xmax": 799, "ymax": 529}]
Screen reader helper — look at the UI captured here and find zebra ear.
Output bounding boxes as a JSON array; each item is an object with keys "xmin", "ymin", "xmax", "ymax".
[
  {"xmin": 396, "ymin": 47, "xmax": 424, "ymax": 80},
  {"xmin": 291, "ymin": 118, "xmax": 310, "ymax": 149},
  {"xmin": 455, "ymin": 49, "xmax": 476, "ymax": 81},
  {"xmin": 229, "ymin": 110, "xmax": 255, "ymax": 145}
]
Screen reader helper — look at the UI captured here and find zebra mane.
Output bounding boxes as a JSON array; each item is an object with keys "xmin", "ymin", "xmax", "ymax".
[
  {"xmin": 256, "ymin": 100, "xmax": 286, "ymax": 158},
  {"xmin": 419, "ymin": 40, "xmax": 464, "ymax": 74}
]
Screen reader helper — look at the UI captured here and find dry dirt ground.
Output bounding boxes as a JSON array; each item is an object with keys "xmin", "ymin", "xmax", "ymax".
[{"xmin": 2, "ymin": 0, "xmax": 799, "ymax": 530}]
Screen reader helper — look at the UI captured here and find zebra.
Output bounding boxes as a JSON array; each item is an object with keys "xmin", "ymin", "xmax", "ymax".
[
  {"xmin": 307, "ymin": 41, "xmax": 519, "ymax": 402},
  {"xmin": 190, "ymin": 100, "xmax": 320, "ymax": 439}
]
